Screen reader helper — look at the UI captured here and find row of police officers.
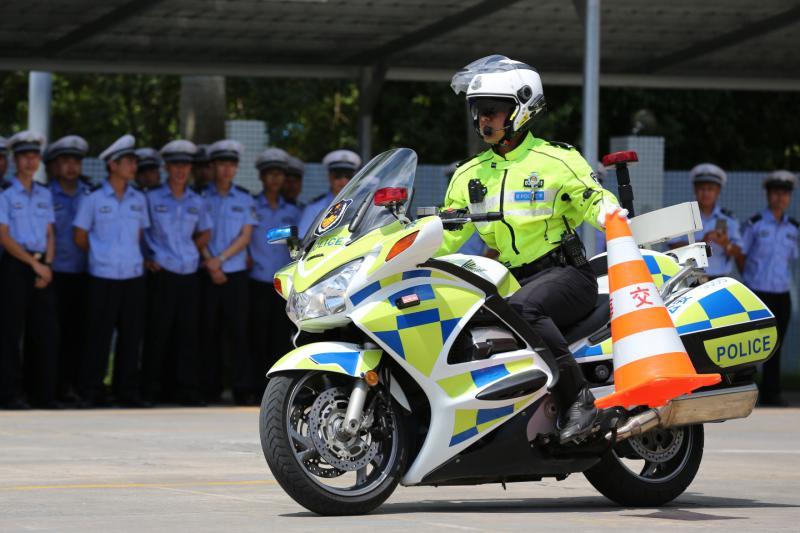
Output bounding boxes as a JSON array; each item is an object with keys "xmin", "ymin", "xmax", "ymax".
[{"xmin": 0, "ymin": 130, "xmax": 362, "ymax": 409}]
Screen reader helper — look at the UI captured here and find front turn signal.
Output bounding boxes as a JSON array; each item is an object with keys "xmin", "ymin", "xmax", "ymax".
[{"xmin": 386, "ymin": 231, "xmax": 418, "ymax": 261}]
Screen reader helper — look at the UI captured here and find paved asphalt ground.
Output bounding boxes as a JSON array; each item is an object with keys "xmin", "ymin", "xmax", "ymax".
[{"xmin": 1, "ymin": 405, "xmax": 799, "ymax": 532}]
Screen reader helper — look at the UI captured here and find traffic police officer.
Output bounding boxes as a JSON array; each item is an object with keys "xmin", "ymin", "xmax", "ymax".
[
  {"xmin": 441, "ymin": 55, "xmax": 624, "ymax": 442},
  {"xmin": 200, "ymin": 139, "xmax": 256, "ymax": 404},
  {"xmin": 249, "ymin": 148, "xmax": 301, "ymax": 397},
  {"xmin": 134, "ymin": 147, "xmax": 162, "ymax": 191},
  {"xmin": 48, "ymin": 135, "xmax": 91, "ymax": 402},
  {"xmin": 669, "ymin": 163, "xmax": 741, "ymax": 277},
  {"xmin": 297, "ymin": 149, "xmax": 361, "ymax": 237},
  {"xmin": 738, "ymin": 170, "xmax": 798, "ymax": 406},
  {"xmin": 0, "ymin": 131, "xmax": 59, "ymax": 409},
  {"xmin": 73, "ymin": 134, "xmax": 151, "ymax": 407},
  {"xmin": 444, "ymin": 161, "xmax": 486, "ymax": 256},
  {"xmin": 192, "ymin": 144, "xmax": 212, "ymax": 193},
  {"xmin": 142, "ymin": 140, "xmax": 212, "ymax": 405},
  {"xmin": 282, "ymin": 155, "xmax": 305, "ymax": 208}
]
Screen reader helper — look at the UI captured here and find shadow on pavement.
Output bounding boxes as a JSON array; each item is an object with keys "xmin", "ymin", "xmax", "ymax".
[{"xmin": 282, "ymin": 493, "xmax": 798, "ymax": 519}]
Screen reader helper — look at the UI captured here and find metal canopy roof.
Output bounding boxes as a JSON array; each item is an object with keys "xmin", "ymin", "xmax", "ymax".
[{"xmin": 1, "ymin": 0, "xmax": 799, "ymax": 90}]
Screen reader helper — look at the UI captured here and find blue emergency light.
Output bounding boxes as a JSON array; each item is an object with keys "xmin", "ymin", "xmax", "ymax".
[{"xmin": 266, "ymin": 225, "xmax": 298, "ymax": 244}]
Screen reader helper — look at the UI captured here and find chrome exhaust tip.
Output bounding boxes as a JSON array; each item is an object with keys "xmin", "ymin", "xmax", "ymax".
[{"xmin": 608, "ymin": 383, "xmax": 758, "ymax": 442}]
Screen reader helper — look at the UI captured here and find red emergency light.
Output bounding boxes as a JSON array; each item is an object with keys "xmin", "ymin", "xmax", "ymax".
[{"xmin": 374, "ymin": 187, "xmax": 408, "ymax": 207}]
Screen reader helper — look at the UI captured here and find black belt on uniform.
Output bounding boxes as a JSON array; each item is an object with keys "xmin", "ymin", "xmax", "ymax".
[{"xmin": 509, "ymin": 246, "xmax": 565, "ymax": 280}]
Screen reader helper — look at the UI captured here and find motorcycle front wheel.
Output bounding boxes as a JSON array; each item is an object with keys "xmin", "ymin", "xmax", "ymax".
[
  {"xmin": 583, "ymin": 424, "xmax": 704, "ymax": 506},
  {"xmin": 259, "ymin": 372, "xmax": 408, "ymax": 515}
]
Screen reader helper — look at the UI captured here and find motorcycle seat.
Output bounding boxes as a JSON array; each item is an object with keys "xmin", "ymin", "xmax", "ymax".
[{"xmin": 561, "ymin": 293, "xmax": 610, "ymax": 345}]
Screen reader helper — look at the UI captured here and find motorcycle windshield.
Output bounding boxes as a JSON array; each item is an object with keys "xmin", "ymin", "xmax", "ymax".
[{"xmin": 301, "ymin": 148, "xmax": 417, "ymax": 248}]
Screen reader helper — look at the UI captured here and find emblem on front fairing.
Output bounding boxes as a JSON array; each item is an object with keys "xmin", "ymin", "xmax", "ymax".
[{"xmin": 315, "ymin": 199, "xmax": 352, "ymax": 236}]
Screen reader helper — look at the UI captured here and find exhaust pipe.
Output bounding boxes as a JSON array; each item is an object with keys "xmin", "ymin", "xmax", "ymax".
[{"xmin": 609, "ymin": 383, "xmax": 758, "ymax": 442}]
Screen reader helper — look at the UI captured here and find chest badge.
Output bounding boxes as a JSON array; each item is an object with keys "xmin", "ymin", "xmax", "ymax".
[
  {"xmin": 523, "ymin": 172, "xmax": 543, "ymax": 189},
  {"xmin": 315, "ymin": 199, "xmax": 352, "ymax": 236}
]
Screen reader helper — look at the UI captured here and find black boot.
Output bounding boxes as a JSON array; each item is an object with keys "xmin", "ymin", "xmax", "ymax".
[{"xmin": 554, "ymin": 354, "xmax": 599, "ymax": 443}]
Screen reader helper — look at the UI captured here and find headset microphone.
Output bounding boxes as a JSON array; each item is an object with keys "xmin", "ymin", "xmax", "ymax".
[{"xmin": 482, "ymin": 126, "xmax": 494, "ymax": 136}]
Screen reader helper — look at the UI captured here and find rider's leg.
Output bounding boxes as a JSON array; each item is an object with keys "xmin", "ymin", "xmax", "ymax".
[{"xmin": 507, "ymin": 263, "xmax": 599, "ymax": 442}]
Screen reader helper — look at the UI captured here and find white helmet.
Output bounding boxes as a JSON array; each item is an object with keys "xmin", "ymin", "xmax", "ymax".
[{"xmin": 451, "ymin": 55, "xmax": 546, "ymax": 144}]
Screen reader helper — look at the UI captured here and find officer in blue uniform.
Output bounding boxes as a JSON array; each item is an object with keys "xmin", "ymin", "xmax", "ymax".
[
  {"xmin": 282, "ymin": 155, "xmax": 305, "ymax": 208},
  {"xmin": 134, "ymin": 148, "xmax": 162, "ymax": 191},
  {"xmin": 739, "ymin": 170, "xmax": 798, "ymax": 406},
  {"xmin": 142, "ymin": 140, "xmax": 212, "ymax": 405},
  {"xmin": 73, "ymin": 134, "xmax": 151, "ymax": 407},
  {"xmin": 47, "ymin": 135, "xmax": 91, "ymax": 403},
  {"xmin": 249, "ymin": 148, "xmax": 301, "ymax": 397},
  {"xmin": 191, "ymin": 144, "xmax": 212, "ymax": 193},
  {"xmin": 669, "ymin": 163, "xmax": 741, "ymax": 278},
  {"xmin": 0, "ymin": 136, "xmax": 10, "ymax": 182},
  {"xmin": 0, "ymin": 131, "xmax": 59, "ymax": 409},
  {"xmin": 444, "ymin": 162, "xmax": 487, "ymax": 256},
  {"xmin": 297, "ymin": 149, "xmax": 361, "ymax": 238},
  {"xmin": 199, "ymin": 139, "xmax": 256, "ymax": 404}
]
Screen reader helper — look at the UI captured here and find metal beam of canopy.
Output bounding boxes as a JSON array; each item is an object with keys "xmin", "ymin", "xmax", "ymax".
[
  {"xmin": 635, "ymin": 5, "xmax": 800, "ymax": 73},
  {"xmin": 38, "ymin": 0, "xmax": 166, "ymax": 57},
  {"xmin": 340, "ymin": 0, "xmax": 526, "ymax": 65}
]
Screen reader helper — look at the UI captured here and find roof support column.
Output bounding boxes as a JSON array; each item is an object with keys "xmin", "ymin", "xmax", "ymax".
[
  {"xmin": 581, "ymin": 0, "xmax": 601, "ymax": 254},
  {"xmin": 179, "ymin": 75, "xmax": 227, "ymax": 143},
  {"xmin": 357, "ymin": 65, "xmax": 386, "ymax": 162},
  {"xmin": 28, "ymin": 71, "xmax": 52, "ymax": 182}
]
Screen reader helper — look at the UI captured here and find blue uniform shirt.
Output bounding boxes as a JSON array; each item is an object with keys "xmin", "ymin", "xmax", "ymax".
[
  {"xmin": 50, "ymin": 180, "xmax": 89, "ymax": 273},
  {"xmin": 669, "ymin": 204, "xmax": 741, "ymax": 276},
  {"xmin": 741, "ymin": 209, "xmax": 799, "ymax": 294},
  {"xmin": 298, "ymin": 191, "xmax": 333, "ymax": 238},
  {"xmin": 0, "ymin": 177, "xmax": 55, "ymax": 253},
  {"xmin": 73, "ymin": 181, "xmax": 150, "ymax": 280},
  {"xmin": 144, "ymin": 185, "xmax": 212, "ymax": 275},
  {"xmin": 249, "ymin": 194, "xmax": 301, "ymax": 283},
  {"xmin": 204, "ymin": 183, "xmax": 257, "ymax": 273}
]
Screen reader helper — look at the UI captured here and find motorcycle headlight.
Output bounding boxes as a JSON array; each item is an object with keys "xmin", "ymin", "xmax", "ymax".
[{"xmin": 288, "ymin": 258, "xmax": 364, "ymax": 322}]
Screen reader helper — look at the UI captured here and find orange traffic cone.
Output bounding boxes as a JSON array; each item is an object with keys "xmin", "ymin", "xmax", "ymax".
[{"xmin": 594, "ymin": 212, "xmax": 720, "ymax": 409}]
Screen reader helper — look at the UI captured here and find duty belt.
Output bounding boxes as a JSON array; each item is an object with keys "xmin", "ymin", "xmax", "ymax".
[{"xmin": 509, "ymin": 246, "xmax": 565, "ymax": 280}]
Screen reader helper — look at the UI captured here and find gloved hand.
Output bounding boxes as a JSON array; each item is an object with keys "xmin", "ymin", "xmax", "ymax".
[{"xmin": 597, "ymin": 203, "xmax": 629, "ymax": 229}]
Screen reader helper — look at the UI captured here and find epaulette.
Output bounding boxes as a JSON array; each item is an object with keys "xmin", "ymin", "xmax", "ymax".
[
  {"xmin": 747, "ymin": 213, "xmax": 763, "ymax": 225},
  {"xmin": 455, "ymin": 150, "xmax": 484, "ymax": 169},
  {"xmin": 0, "ymin": 180, "xmax": 11, "ymax": 191},
  {"xmin": 720, "ymin": 207, "xmax": 735, "ymax": 217},
  {"xmin": 33, "ymin": 181, "xmax": 47, "ymax": 189},
  {"xmin": 234, "ymin": 185, "xmax": 250, "ymax": 193},
  {"xmin": 88, "ymin": 183, "xmax": 102, "ymax": 193},
  {"xmin": 79, "ymin": 175, "xmax": 92, "ymax": 186},
  {"xmin": 311, "ymin": 192, "xmax": 327, "ymax": 203},
  {"xmin": 547, "ymin": 140, "xmax": 575, "ymax": 150},
  {"xmin": 131, "ymin": 183, "xmax": 143, "ymax": 192},
  {"xmin": 789, "ymin": 217, "xmax": 799, "ymax": 228}
]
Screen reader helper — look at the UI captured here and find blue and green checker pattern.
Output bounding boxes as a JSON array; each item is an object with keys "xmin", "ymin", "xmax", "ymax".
[
  {"xmin": 671, "ymin": 282, "xmax": 773, "ymax": 335},
  {"xmin": 642, "ymin": 252, "xmax": 680, "ymax": 288},
  {"xmin": 355, "ymin": 276, "xmax": 482, "ymax": 377},
  {"xmin": 436, "ymin": 358, "xmax": 535, "ymax": 398},
  {"xmin": 450, "ymin": 399, "xmax": 530, "ymax": 446}
]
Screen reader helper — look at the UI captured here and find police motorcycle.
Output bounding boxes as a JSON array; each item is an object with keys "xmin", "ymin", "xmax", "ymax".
[{"xmin": 260, "ymin": 148, "xmax": 777, "ymax": 515}]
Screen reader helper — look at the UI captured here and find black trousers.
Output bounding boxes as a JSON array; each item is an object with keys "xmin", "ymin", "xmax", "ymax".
[
  {"xmin": 508, "ymin": 262, "xmax": 598, "ymax": 359},
  {"xmin": 755, "ymin": 291, "xmax": 792, "ymax": 400},
  {"xmin": 0, "ymin": 255, "xmax": 59, "ymax": 405},
  {"xmin": 53, "ymin": 271, "xmax": 87, "ymax": 397},
  {"xmin": 200, "ymin": 271, "xmax": 250, "ymax": 400},
  {"xmin": 141, "ymin": 270, "xmax": 200, "ymax": 402},
  {"xmin": 249, "ymin": 279, "xmax": 294, "ymax": 397},
  {"xmin": 80, "ymin": 276, "xmax": 145, "ymax": 402}
]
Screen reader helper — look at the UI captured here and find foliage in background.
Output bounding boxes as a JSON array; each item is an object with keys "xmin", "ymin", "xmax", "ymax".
[{"xmin": 1, "ymin": 71, "xmax": 799, "ymax": 169}]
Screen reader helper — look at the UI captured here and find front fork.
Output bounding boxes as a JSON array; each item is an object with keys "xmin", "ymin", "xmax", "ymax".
[{"xmin": 339, "ymin": 379, "xmax": 370, "ymax": 439}]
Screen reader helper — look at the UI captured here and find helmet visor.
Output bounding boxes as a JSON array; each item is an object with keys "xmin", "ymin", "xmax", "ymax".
[{"xmin": 468, "ymin": 97, "xmax": 516, "ymax": 121}]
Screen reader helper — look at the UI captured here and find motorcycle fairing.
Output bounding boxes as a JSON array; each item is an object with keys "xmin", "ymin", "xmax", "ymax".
[{"xmin": 267, "ymin": 341, "xmax": 382, "ymax": 377}]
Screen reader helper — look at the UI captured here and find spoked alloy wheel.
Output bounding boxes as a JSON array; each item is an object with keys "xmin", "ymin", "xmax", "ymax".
[
  {"xmin": 583, "ymin": 424, "xmax": 704, "ymax": 506},
  {"xmin": 260, "ymin": 372, "xmax": 407, "ymax": 515}
]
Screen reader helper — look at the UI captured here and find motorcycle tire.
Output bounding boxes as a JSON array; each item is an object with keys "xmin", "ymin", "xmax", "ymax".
[
  {"xmin": 583, "ymin": 424, "xmax": 704, "ymax": 506},
  {"xmin": 260, "ymin": 374, "xmax": 408, "ymax": 515}
]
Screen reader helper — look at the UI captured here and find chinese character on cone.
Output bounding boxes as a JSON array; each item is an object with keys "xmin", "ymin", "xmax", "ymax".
[{"xmin": 594, "ymin": 213, "xmax": 721, "ymax": 409}]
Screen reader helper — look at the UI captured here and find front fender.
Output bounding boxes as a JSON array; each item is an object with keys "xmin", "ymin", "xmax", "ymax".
[{"xmin": 267, "ymin": 342, "xmax": 382, "ymax": 378}]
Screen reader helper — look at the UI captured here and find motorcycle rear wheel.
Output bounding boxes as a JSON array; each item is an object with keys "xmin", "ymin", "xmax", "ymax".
[
  {"xmin": 260, "ymin": 372, "xmax": 408, "ymax": 515},
  {"xmin": 584, "ymin": 424, "xmax": 704, "ymax": 506}
]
